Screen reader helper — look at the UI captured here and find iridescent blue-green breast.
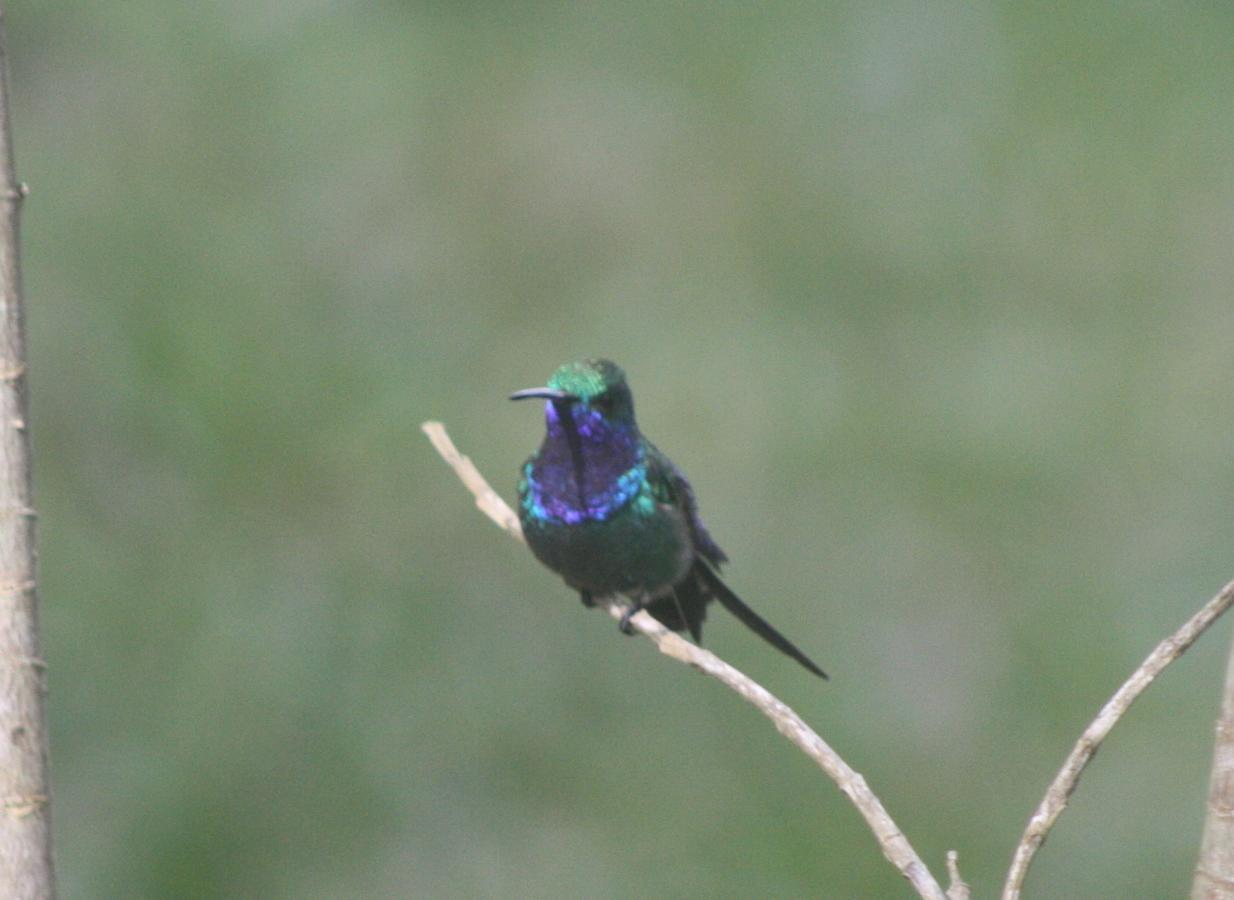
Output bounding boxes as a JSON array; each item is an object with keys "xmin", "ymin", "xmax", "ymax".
[{"xmin": 518, "ymin": 443, "xmax": 695, "ymax": 596}]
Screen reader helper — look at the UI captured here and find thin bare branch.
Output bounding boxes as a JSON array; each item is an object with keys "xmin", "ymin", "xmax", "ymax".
[
  {"xmin": 0, "ymin": 6, "xmax": 55, "ymax": 896},
  {"xmin": 946, "ymin": 850, "xmax": 970, "ymax": 900},
  {"xmin": 1192, "ymin": 621, "xmax": 1234, "ymax": 899},
  {"xmin": 1003, "ymin": 578, "xmax": 1234, "ymax": 900},
  {"xmin": 423, "ymin": 420, "xmax": 947, "ymax": 900},
  {"xmin": 422, "ymin": 420, "xmax": 521, "ymax": 539}
]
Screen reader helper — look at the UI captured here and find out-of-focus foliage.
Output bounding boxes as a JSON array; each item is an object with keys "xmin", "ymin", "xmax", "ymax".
[{"xmin": 11, "ymin": 2, "xmax": 1234, "ymax": 896}]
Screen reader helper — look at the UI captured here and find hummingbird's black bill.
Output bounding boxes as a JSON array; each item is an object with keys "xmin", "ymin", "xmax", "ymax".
[{"xmin": 509, "ymin": 387, "xmax": 577, "ymax": 402}]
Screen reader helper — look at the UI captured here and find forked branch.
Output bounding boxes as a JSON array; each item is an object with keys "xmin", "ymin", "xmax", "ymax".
[{"xmin": 1003, "ymin": 578, "xmax": 1234, "ymax": 899}]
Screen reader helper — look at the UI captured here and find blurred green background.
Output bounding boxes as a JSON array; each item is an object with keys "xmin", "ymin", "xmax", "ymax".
[{"xmin": 11, "ymin": 3, "xmax": 1234, "ymax": 897}]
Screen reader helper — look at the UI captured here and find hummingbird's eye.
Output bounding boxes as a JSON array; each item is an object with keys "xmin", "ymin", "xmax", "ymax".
[{"xmin": 592, "ymin": 384, "xmax": 631, "ymax": 414}]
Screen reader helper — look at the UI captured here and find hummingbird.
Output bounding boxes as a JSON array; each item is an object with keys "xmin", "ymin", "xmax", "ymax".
[{"xmin": 511, "ymin": 358, "xmax": 826, "ymax": 678}]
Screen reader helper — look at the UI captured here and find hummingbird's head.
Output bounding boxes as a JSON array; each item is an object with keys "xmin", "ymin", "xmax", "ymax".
[{"xmin": 510, "ymin": 359, "xmax": 636, "ymax": 426}]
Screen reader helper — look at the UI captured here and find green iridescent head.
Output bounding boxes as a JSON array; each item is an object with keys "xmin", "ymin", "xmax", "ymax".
[
  {"xmin": 510, "ymin": 358, "xmax": 635, "ymax": 421},
  {"xmin": 547, "ymin": 359, "xmax": 625, "ymax": 400}
]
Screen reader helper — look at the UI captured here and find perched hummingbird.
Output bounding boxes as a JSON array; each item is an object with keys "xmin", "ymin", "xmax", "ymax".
[{"xmin": 511, "ymin": 358, "xmax": 826, "ymax": 678}]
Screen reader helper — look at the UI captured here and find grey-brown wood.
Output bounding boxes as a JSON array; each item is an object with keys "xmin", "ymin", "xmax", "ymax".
[
  {"xmin": 1193, "ymin": 626, "xmax": 1234, "ymax": 900},
  {"xmin": 0, "ymin": 6, "xmax": 55, "ymax": 898}
]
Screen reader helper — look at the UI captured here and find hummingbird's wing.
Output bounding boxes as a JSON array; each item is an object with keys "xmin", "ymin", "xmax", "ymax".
[
  {"xmin": 644, "ymin": 444, "xmax": 728, "ymax": 567},
  {"xmin": 640, "ymin": 445, "xmax": 717, "ymax": 641}
]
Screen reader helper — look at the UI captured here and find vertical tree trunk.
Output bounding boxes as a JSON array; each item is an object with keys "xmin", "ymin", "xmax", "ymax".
[
  {"xmin": 1194, "ymin": 626, "xmax": 1234, "ymax": 899},
  {"xmin": 0, "ymin": 7, "xmax": 55, "ymax": 898}
]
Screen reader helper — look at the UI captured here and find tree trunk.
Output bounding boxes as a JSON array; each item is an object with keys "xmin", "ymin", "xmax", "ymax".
[{"xmin": 0, "ymin": 6, "xmax": 55, "ymax": 898}]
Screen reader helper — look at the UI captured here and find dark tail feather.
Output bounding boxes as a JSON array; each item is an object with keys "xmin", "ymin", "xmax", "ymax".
[
  {"xmin": 645, "ymin": 580, "xmax": 708, "ymax": 643},
  {"xmin": 694, "ymin": 562, "xmax": 828, "ymax": 679}
]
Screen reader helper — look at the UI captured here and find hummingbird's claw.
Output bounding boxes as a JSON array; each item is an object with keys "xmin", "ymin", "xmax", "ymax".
[{"xmin": 618, "ymin": 599, "xmax": 645, "ymax": 635}]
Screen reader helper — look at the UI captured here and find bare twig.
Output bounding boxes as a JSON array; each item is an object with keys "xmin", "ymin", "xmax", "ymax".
[
  {"xmin": 946, "ymin": 850, "xmax": 970, "ymax": 900},
  {"xmin": 421, "ymin": 420, "xmax": 521, "ymax": 539},
  {"xmin": 1003, "ymin": 578, "xmax": 1234, "ymax": 900},
  {"xmin": 422, "ymin": 420, "xmax": 948, "ymax": 900},
  {"xmin": 0, "ymin": 7, "xmax": 55, "ymax": 897},
  {"xmin": 1192, "ymin": 621, "xmax": 1234, "ymax": 899}
]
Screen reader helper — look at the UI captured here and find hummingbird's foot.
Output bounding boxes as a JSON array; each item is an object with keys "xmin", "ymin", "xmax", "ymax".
[
  {"xmin": 579, "ymin": 590, "xmax": 596, "ymax": 608},
  {"xmin": 618, "ymin": 598, "xmax": 645, "ymax": 635}
]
